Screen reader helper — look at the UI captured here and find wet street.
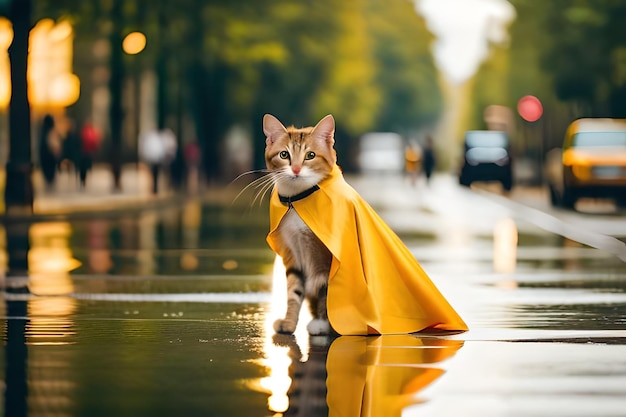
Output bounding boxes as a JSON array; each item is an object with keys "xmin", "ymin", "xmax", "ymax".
[{"xmin": 1, "ymin": 173, "xmax": 626, "ymax": 417}]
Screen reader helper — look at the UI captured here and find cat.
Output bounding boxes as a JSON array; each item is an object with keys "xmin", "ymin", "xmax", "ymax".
[{"xmin": 263, "ymin": 114, "xmax": 336, "ymax": 335}]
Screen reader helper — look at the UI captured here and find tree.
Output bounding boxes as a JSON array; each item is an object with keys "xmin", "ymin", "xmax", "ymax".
[
  {"xmin": 527, "ymin": 1, "xmax": 626, "ymax": 118},
  {"xmin": 367, "ymin": 0, "xmax": 442, "ymax": 133},
  {"xmin": 33, "ymin": 0, "xmax": 445, "ymax": 181}
]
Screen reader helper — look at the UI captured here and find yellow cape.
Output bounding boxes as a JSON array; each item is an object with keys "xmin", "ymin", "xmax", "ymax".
[{"xmin": 267, "ymin": 165, "xmax": 468, "ymax": 335}]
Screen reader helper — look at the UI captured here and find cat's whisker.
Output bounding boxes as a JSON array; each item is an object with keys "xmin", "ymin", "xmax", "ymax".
[
  {"xmin": 256, "ymin": 178, "xmax": 278, "ymax": 207},
  {"xmin": 254, "ymin": 170, "xmax": 293, "ymax": 206},
  {"xmin": 251, "ymin": 174, "xmax": 280, "ymax": 207},
  {"xmin": 237, "ymin": 171, "xmax": 276, "ymax": 207},
  {"xmin": 231, "ymin": 172, "xmax": 275, "ymax": 206},
  {"xmin": 229, "ymin": 169, "xmax": 271, "ymax": 186}
]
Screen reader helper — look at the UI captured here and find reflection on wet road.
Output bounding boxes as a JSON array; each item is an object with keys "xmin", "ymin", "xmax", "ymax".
[{"xmin": 1, "ymin": 174, "xmax": 626, "ymax": 416}]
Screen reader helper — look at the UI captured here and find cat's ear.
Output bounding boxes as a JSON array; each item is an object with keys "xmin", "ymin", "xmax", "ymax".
[
  {"xmin": 312, "ymin": 114, "xmax": 335, "ymax": 146},
  {"xmin": 263, "ymin": 114, "xmax": 287, "ymax": 145}
]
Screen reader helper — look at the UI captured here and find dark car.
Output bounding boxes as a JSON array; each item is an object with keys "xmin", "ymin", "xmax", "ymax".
[{"xmin": 459, "ymin": 130, "xmax": 513, "ymax": 191}]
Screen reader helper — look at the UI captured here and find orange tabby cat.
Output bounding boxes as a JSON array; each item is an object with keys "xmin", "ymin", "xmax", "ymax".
[
  {"xmin": 263, "ymin": 114, "xmax": 468, "ymax": 336},
  {"xmin": 263, "ymin": 114, "xmax": 335, "ymax": 335}
]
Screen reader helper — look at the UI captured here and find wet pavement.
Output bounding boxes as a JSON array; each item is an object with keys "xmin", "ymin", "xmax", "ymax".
[{"xmin": 1, "ymin": 168, "xmax": 626, "ymax": 417}]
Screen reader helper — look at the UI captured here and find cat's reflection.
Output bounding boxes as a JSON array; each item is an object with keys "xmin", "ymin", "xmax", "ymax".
[
  {"xmin": 271, "ymin": 334, "xmax": 464, "ymax": 417},
  {"xmin": 272, "ymin": 333, "xmax": 334, "ymax": 417}
]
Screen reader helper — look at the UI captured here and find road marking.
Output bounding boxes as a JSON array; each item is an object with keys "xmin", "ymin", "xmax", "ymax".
[{"xmin": 477, "ymin": 189, "xmax": 626, "ymax": 262}]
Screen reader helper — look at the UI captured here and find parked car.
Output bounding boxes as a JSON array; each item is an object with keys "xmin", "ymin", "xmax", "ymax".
[
  {"xmin": 545, "ymin": 118, "xmax": 626, "ymax": 209},
  {"xmin": 459, "ymin": 130, "xmax": 513, "ymax": 191},
  {"xmin": 358, "ymin": 132, "xmax": 405, "ymax": 174}
]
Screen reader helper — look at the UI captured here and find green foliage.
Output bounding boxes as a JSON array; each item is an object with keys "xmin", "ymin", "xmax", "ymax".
[
  {"xmin": 367, "ymin": 0, "xmax": 442, "ymax": 133},
  {"xmin": 468, "ymin": 0, "xmax": 626, "ymax": 157},
  {"xmin": 525, "ymin": 1, "xmax": 626, "ymax": 138},
  {"xmin": 313, "ymin": 0, "xmax": 380, "ymax": 134},
  {"xmin": 30, "ymin": 0, "xmax": 443, "ymax": 178}
]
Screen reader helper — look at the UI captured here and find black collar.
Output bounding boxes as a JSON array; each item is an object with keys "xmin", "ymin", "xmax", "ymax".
[{"xmin": 279, "ymin": 185, "xmax": 320, "ymax": 205}]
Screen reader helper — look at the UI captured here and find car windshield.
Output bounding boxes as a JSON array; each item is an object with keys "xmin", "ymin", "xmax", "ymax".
[
  {"xmin": 572, "ymin": 131, "xmax": 626, "ymax": 147},
  {"xmin": 465, "ymin": 131, "xmax": 508, "ymax": 148}
]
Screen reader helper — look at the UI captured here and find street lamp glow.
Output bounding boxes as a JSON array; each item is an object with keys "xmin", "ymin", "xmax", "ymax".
[
  {"xmin": 28, "ymin": 19, "xmax": 81, "ymax": 109},
  {"xmin": 0, "ymin": 17, "xmax": 13, "ymax": 110},
  {"xmin": 0, "ymin": 17, "xmax": 13, "ymax": 49},
  {"xmin": 122, "ymin": 32, "xmax": 147, "ymax": 55}
]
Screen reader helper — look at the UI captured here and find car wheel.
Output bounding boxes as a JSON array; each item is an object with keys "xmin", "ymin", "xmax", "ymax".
[
  {"xmin": 548, "ymin": 184, "xmax": 560, "ymax": 206},
  {"xmin": 561, "ymin": 186, "xmax": 577, "ymax": 209},
  {"xmin": 502, "ymin": 177, "xmax": 513, "ymax": 192}
]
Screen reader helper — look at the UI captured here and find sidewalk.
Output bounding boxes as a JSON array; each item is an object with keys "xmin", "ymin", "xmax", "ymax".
[{"xmin": 0, "ymin": 163, "xmax": 178, "ymax": 218}]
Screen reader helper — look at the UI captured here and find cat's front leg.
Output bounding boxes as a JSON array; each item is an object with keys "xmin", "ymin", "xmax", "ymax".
[
  {"xmin": 306, "ymin": 281, "xmax": 330, "ymax": 335},
  {"xmin": 274, "ymin": 268, "xmax": 305, "ymax": 334},
  {"xmin": 306, "ymin": 319, "xmax": 330, "ymax": 336}
]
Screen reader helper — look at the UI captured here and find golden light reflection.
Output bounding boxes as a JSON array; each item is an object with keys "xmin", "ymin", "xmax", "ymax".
[
  {"xmin": 27, "ymin": 221, "xmax": 78, "ymax": 345},
  {"xmin": 269, "ymin": 255, "xmax": 311, "ymax": 357},
  {"xmin": 138, "ymin": 211, "xmax": 158, "ymax": 275},
  {"xmin": 27, "ymin": 296, "xmax": 77, "ymax": 345},
  {"xmin": 261, "ymin": 256, "xmax": 293, "ymax": 414},
  {"xmin": 29, "ymin": 222, "xmax": 81, "ymax": 280},
  {"xmin": 222, "ymin": 259, "xmax": 238, "ymax": 271},
  {"xmin": 181, "ymin": 201, "xmax": 201, "ymax": 271},
  {"xmin": 122, "ymin": 31, "xmax": 147, "ymax": 55},
  {"xmin": 249, "ymin": 255, "xmax": 312, "ymax": 414},
  {"xmin": 493, "ymin": 217, "xmax": 518, "ymax": 274},
  {"xmin": 180, "ymin": 253, "xmax": 199, "ymax": 271}
]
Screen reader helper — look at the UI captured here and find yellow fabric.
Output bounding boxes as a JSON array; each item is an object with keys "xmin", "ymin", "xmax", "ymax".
[
  {"xmin": 326, "ymin": 335, "xmax": 464, "ymax": 417},
  {"xmin": 267, "ymin": 165, "xmax": 468, "ymax": 335}
]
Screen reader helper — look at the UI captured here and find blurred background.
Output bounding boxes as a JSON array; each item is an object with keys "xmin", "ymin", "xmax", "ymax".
[
  {"xmin": 1, "ymin": 3, "xmax": 626, "ymax": 416},
  {"xmin": 1, "ymin": 0, "xmax": 625, "ymax": 190}
]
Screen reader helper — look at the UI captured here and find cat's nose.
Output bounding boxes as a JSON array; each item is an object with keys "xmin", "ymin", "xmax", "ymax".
[{"xmin": 292, "ymin": 166, "xmax": 301, "ymax": 175}]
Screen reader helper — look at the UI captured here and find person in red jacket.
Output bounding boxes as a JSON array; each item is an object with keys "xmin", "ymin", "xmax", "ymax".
[{"xmin": 78, "ymin": 120, "xmax": 102, "ymax": 188}]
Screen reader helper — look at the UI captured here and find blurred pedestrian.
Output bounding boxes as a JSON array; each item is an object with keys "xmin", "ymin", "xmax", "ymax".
[
  {"xmin": 184, "ymin": 141, "xmax": 201, "ymax": 193},
  {"xmin": 139, "ymin": 129, "xmax": 177, "ymax": 194},
  {"xmin": 38, "ymin": 114, "xmax": 62, "ymax": 189},
  {"xmin": 404, "ymin": 142, "xmax": 421, "ymax": 187},
  {"xmin": 62, "ymin": 118, "xmax": 81, "ymax": 178},
  {"xmin": 77, "ymin": 120, "xmax": 102, "ymax": 188},
  {"xmin": 139, "ymin": 130, "xmax": 162, "ymax": 194},
  {"xmin": 422, "ymin": 135, "xmax": 436, "ymax": 184}
]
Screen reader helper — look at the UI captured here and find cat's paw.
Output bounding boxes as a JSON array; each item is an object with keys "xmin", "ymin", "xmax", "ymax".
[
  {"xmin": 274, "ymin": 318, "xmax": 297, "ymax": 335},
  {"xmin": 307, "ymin": 319, "xmax": 330, "ymax": 335}
]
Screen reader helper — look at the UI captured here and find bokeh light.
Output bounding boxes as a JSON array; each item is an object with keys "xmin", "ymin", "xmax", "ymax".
[
  {"xmin": 122, "ymin": 31, "xmax": 147, "ymax": 55},
  {"xmin": 28, "ymin": 18, "xmax": 81, "ymax": 109},
  {"xmin": 517, "ymin": 95, "xmax": 543, "ymax": 122},
  {"xmin": 0, "ymin": 17, "xmax": 13, "ymax": 109}
]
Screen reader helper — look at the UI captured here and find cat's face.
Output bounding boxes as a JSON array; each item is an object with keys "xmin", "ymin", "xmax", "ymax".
[{"xmin": 263, "ymin": 114, "xmax": 337, "ymax": 197}]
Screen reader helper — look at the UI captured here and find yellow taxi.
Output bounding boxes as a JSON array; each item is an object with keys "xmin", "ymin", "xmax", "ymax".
[{"xmin": 545, "ymin": 118, "xmax": 626, "ymax": 208}]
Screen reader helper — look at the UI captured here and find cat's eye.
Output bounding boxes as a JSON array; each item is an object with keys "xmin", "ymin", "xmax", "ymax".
[
  {"xmin": 279, "ymin": 151, "xmax": 289, "ymax": 159},
  {"xmin": 305, "ymin": 151, "xmax": 316, "ymax": 160}
]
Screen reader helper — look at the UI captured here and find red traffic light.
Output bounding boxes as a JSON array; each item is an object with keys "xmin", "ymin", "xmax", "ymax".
[{"xmin": 517, "ymin": 95, "xmax": 543, "ymax": 122}]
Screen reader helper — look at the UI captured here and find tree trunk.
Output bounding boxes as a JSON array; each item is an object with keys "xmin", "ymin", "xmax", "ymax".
[{"xmin": 108, "ymin": 0, "xmax": 124, "ymax": 191}]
